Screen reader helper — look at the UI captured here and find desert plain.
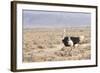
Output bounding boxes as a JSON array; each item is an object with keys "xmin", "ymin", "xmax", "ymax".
[{"xmin": 23, "ymin": 27, "xmax": 91, "ymax": 62}]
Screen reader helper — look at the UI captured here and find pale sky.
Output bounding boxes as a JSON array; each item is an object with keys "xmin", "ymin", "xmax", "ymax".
[{"xmin": 22, "ymin": 10, "xmax": 91, "ymax": 28}]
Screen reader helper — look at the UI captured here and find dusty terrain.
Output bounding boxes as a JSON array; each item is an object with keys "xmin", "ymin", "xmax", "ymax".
[{"xmin": 22, "ymin": 27, "xmax": 91, "ymax": 62}]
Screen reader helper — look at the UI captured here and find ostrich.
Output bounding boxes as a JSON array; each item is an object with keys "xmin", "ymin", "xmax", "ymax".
[
  {"xmin": 61, "ymin": 29, "xmax": 84, "ymax": 55},
  {"xmin": 62, "ymin": 29, "xmax": 84, "ymax": 47}
]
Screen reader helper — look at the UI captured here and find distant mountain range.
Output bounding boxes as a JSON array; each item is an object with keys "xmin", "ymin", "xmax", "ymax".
[{"xmin": 23, "ymin": 10, "xmax": 91, "ymax": 28}]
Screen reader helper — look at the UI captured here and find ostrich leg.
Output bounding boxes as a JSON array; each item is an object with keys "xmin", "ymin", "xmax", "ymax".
[{"xmin": 68, "ymin": 46, "xmax": 73, "ymax": 56}]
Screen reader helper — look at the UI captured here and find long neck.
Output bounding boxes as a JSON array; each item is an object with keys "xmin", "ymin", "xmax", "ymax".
[
  {"xmin": 68, "ymin": 37, "xmax": 71, "ymax": 40},
  {"xmin": 63, "ymin": 29, "xmax": 66, "ymax": 39}
]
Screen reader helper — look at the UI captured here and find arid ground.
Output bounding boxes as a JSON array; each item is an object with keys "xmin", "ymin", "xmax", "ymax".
[{"xmin": 23, "ymin": 27, "xmax": 91, "ymax": 62}]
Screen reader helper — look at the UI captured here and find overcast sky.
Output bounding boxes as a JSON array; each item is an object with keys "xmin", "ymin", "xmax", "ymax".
[{"xmin": 22, "ymin": 10, "xmax": 91, "ymax": 28}]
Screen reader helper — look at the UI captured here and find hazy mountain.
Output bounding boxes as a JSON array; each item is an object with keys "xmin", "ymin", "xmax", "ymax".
[{"xmin": 22, "ymin": 10, "xmax": 91, "ymax": 28}]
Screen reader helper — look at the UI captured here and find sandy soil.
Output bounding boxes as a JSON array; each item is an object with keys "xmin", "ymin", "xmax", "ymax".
[{"xmin": 23, "ymin": 27, "xmax": 91, "ymax": 62}]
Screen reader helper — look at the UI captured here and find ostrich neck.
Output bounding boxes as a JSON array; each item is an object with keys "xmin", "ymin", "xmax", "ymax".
[
  {"xmin": 63, "ymin": 29, "xmax": 66, "ymax": 39},
  {"xmin": 68, "ymin": 37, "xmax": 71, "ymax": 40}
]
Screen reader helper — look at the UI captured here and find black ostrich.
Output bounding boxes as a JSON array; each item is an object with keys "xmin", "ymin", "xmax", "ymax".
[{"xmin": 62, "ymin": 29, "xmax": 84, "ymax": 47}]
